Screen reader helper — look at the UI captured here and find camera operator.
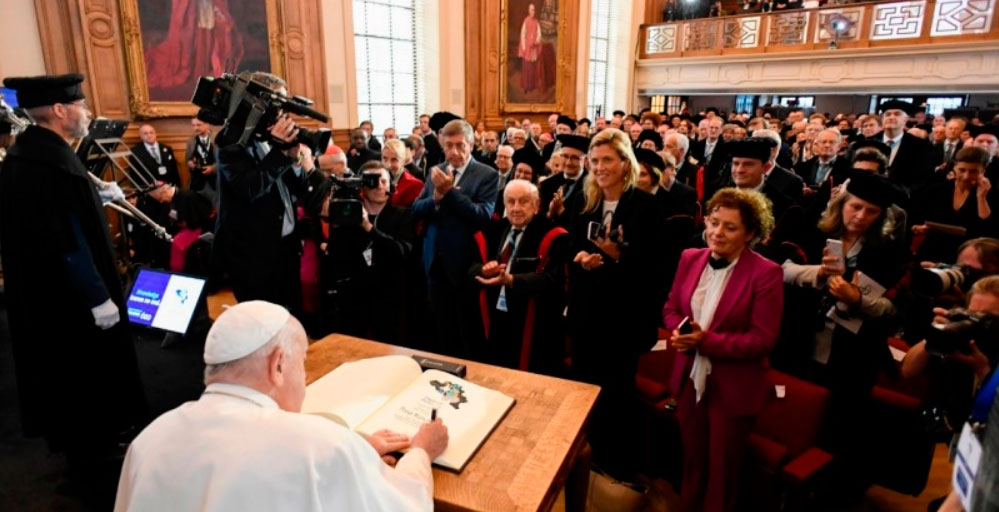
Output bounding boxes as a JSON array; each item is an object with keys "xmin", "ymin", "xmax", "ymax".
[
  {"xmin": 901, "ymin": 276, "xmax": 999, "ymax": 444},
  {"xmin": 903, "ymin": 237, "xmax": 999, "ymax": 344},
  {"xmin": 320, "ymin": 161, "xmax": 414, "ymax": 343},
  {"xmin": 213, "ymin": 71, "xmax": 315, "ymax": 313}
]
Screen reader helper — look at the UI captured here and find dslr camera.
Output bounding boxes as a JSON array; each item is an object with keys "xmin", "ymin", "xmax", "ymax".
[
  {"xmin": 911, "ymin": 263, "xmax": 981, "ymax": 296},
  {"xmin": 324, "ymin": 171, "xmax": 382, "ymax": 226},
  {"xmin": 191, "ymin": 72, "xmax": 331, "ymax": 153},
  {"xmin": 925, "ymin": 307, "xmax": 999, "ymax": 356}
]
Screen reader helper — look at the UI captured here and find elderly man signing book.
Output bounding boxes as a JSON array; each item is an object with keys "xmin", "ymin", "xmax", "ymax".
[{"xmin": 114, "ymin": 301, "xmax": 448, "ymax": 512}]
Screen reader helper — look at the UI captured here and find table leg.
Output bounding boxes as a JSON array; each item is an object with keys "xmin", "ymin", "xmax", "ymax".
[{"xmin": 565, "ymin": 439, "xmax": 592, "ymax": 512}]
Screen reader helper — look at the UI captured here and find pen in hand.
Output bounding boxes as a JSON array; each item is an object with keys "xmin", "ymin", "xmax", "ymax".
[{"xmin": 430, "ymin": 408, "xmax": 437, "ymax": 422}]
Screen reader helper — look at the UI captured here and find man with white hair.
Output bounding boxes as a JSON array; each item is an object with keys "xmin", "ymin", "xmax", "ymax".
[
  {"xmin": 664, "ymin": 132, "xmax": 698, "ymax": 189},
  {"xmin": 471, "ymin": 180, "xmax": 569, "ymax": 374},
  {"xmin": 115, "ymin": 301, "xmax": 448, "ymax": 512},
  {"xmin": 795, "ymin": 128, "xmax": 850, "ymax": 191}
]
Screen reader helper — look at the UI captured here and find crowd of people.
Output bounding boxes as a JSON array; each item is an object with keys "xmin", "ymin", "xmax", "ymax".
[{"xmin": 4, "ymin": 69, "xmax": 999, "ymax": 511}]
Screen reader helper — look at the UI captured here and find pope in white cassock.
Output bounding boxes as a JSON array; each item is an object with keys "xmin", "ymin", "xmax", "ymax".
[{"xmin": 114, "ymin": 301, "xmax": 449, "ymax": 512}]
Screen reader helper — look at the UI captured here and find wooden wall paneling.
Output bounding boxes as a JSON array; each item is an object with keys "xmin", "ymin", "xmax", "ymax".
[
  {"xmin": 279, "ymin": 0, "xmax": 330, "ymax": 130},
  {"xmin": 34, "ymin": 1, "xmax": 90, "ymax": 94},
  {"xmin": 79, "ymin": 0, "xmax": 131, "ymax": 119}
]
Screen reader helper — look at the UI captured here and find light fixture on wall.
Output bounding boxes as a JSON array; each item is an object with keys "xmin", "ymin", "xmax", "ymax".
[{"xmin": 825, "ymin": 14, "xmax": 853, "ymax": 50}]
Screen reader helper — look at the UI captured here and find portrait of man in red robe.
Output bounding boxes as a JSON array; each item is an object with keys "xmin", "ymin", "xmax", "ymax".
[
  {"xmin": 506, "ymin": 0, "xmax": 558, "ymax": 104},
  {"xmin": 139, "ymin": 0, "xmax": 272, "ymax": 102}
]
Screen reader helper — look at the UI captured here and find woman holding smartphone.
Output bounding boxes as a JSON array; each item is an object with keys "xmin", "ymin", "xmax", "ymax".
[
  {"xmin": 779, "ymin": 171, "xmax": 906, "ymax": 497},
  {"xmin": 663, "ymin": 186, "xmax": 782, "ymax": 512},
  {"xmin": 564, "ymin": 128, "xmax": 665, "ymax": 485}
]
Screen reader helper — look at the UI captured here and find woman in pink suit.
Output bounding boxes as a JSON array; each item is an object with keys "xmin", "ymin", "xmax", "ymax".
[{"xmin": 663, "ymin": 187, "xmax": 783, "ymax": 512}]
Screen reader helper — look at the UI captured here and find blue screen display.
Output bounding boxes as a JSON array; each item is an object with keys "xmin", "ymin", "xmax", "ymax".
[
  {"xmin": 126, "ymin": 269, "xmax": 206, "ymax": 334},
  {"xmin": 1, "ymin": 87, "xmax": 18, "ymax": 107}
]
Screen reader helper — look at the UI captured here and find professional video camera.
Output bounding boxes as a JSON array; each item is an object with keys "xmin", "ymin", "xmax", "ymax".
[
  {"xmin": 925, "ymin": 307, "xmax": 999, "ymax": 356},
  {"xmin": 191, "ymin": 71, "xmax": 331, "ymax": 153},
  {"xmin": 324, "ymin": 171, "xmax": 382, "ymax": 226},
  {"xmin": 911, "ymin": 263, "xmax": 982, "ymax": 296}
]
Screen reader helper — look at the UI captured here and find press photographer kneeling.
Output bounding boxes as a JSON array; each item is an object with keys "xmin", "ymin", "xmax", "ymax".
[{"xmin": 901, "ymin": 276, "xmax": 999, "ymax": 433}]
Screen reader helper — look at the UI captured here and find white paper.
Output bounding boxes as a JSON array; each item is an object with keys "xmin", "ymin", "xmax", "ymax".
[
  {"xmin": 301, "ymin": 355, "xmax": 422, "ymax": 428},
  {"xmin": 826, "ymin": 271, "xmax": 886, "ymax": 334},
  {"xmin": 952, "ymin": 422, "xmax": 982, "ymax": 511},
  {"xmin": 775, "ymin": 385, "xmax": 786, "ymax": 399},
  {"xmin": 650, "ymin": 339, "xmax": 669, "ymax": 351}
]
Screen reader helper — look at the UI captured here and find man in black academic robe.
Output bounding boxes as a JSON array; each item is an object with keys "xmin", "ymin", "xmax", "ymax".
[
  {"xmin": 0, "ymin": 74, "xmax": 147, "ymax": 500},
  {"xmin": 469, "ymin": 182, "xmax": 569, "ymax": 376},
  {"xmin": 539, "ymin": 134, "xmax": 589, "ymax": 221}
]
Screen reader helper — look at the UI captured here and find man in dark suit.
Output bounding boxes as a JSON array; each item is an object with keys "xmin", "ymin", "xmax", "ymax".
[
  {"xmin": 539, "ymin": 134, "xmax": 589, "ymax": 222},
  {"xmin": 932, "ymin": 116, "xmax": 966, "ymax": 167},
  {"xmin": 725, "ymin": 138, "xmax": 794, "ymax": 221},
  {"xmin": 214, "ymin": 72, "xmax": 311, "ymax": 313},
  {"xmin": 973, "ymin": 126, "xmax": 999, "ymax": 182},
  {"xmin": 876, "ymin": 100, "xmax": 934, "ymax": 196},
  {"xmin": 666, "ymin": 132, "xmax": 702, "ymax": 191},
  {"xmin": 185, "ymin": 113, "xmax": 217, "ymax": 202},
  {"xmin": 360, "ymin": 120, "xmax": 381, "ymax": 152},
  {"xmin": 131, "ymin": 124, "xmax": 181, "ymax": 186},
  {"xmin": 347, "ymin": 128, "xmax": 380, "ymax": 172},
  {"xmin": 690, "ymin": 116, "xmax": 724, "ymax": 166},
  {"xmin": 469, "ymin": 180, "xmax": 569, "ymax": 374},
  {"xmin": 754, "ymin": 129, "xmax": 804, "ymax": 203},
  {"xmin": 412, "ymin": 119, "xmax": 498, "ymax": 359},
  {"xmin": 474, "ymin": 130, "xmax": 499, "ymax": 169},
  {"xmin": 794, "ymin": 128, "xmax": 851, "ymax": 190}
]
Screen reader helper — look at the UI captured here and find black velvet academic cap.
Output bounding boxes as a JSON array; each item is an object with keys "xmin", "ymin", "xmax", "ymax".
[
  {"xmin": 557, "ymin": 134, "xmax": 590, "ymax": 153},
  {"xmin": 3, "ymin": 73, "xmax": 85, "ymax": 109}
]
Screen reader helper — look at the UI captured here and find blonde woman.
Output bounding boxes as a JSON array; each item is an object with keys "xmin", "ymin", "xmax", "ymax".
[{"xmin": 564, "ymin": 128, "xmax": 666, "ymax": 484}]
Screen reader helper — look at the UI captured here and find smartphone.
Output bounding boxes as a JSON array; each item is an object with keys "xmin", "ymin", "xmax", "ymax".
[
  {"xmin": 587, "ymin": 221, "xmax": 603, "ymax": 242},
  {"xmin": 826, "ymin": 238, "xmax": 844, "ymax": 268},
  {"xmin": 677, "ymin": 316, "xmax": 693, "ymax": 335}
]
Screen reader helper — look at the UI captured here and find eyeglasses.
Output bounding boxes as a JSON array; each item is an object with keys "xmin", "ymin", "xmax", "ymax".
[{"xmin": 61, "ymin": 101, "xmax": 89, "ymax": 111}]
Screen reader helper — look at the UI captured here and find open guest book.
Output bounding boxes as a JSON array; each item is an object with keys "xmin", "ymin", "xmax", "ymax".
[{"xmin": 302, "ymin": 355, "xmax": 515, "ymax": 471}]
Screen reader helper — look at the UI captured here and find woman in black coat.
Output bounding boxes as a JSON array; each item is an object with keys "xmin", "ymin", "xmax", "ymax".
[{"xmin": 565, "ymin": 128, "xmax": 666, "ymax": 482}]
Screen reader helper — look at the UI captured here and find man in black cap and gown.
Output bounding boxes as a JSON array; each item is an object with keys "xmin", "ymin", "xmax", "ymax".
[
  {"xmin": 541, "ymin": 115, "xmax": 577, "ymax": 163},
  {"xmin": 540, "ymin": 134, "xmax": 590, "ymax": 222},
  {"xmin": 874, "ymin": 99, "xmax": 934, "ymax": 196},
  {"xmin": 0, "ymin": 73, "xmax": 147, "ymax": 505}
]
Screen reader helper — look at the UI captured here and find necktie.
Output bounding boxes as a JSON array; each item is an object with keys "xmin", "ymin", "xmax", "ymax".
[
  {"xmin": 946, "ymin": 142, "xmax": 954, "ymax": 161},
  {"xmin": 563, "ymin": 178, "xmax": 576, "ymax": 197},
  {"xmin": 887, "ymin": 139, "xmax": 898, "ymax": 165},
  {"xmin": 450, "ymin": 167, "xmax": 461, "ymax": 186},
  {"xmin": 149, "ymin": 145, "xmax": 162, "ymax": 164},
  {"xmin": 499, "ymin": 228, "xmax": 523, "ymax": 265}
]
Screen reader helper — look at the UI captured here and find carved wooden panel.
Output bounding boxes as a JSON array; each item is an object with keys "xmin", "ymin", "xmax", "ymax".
[
  {"xmin": 930, "ymin": 0, "xmax": 995, "ymax": 36},
  {"xmin": 646, "ymin": 24, "xmax": 678, "ymax": 54},
  {"xmin": 723, "ymin": 16, "xmax": 761, "ymax": 49},
  {"xmin": 815, "ymin": 8, "xmax": 864, "ymax": 43},
  {"xmin": 870, "ymin": 0, "xmax": 926, "ymax": 40},
  {"xmin": 768, "ymin": 11, "xmax": 810, "ymax": 46},
  {"xmin": 684, "ymin": 20, "xmax": 719, "ymax": 51}
]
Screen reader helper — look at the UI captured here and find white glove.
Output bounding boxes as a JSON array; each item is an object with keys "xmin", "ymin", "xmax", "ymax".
[
  {"xmin": 91, "ymin": 298, "xmax": 120, "ymax": 329},
  {"xmin": 96, "ymin": 181, "xmax": 126, "ymax": 204}
]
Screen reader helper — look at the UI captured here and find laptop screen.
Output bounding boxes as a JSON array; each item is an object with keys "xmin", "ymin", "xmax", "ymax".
[{"xmin": 126, "ymin": 269, "xmax": 206, "ymax": 334}]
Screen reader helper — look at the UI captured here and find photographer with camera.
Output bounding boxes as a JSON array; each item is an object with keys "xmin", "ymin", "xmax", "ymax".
[
  {"xmin": 901, "ymin": 276, "xmax": 999, "ymax": 436},
  {"xmin": 212, "ymin": 71, "xmax": 317, "ymax": 313},
  {"xmin": 320, "ymin": 161, "xmax": 414, "ymax": 343}
]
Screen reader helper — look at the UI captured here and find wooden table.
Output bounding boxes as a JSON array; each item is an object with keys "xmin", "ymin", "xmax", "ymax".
[{"xmin": 305, "ymin": 334, "xmax": 601, "ymax": 512}]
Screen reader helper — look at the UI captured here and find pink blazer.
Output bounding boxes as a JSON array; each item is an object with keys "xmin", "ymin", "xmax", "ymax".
[{"xmin": 663, "ymin": 247, "xmax": 784, "ymax": 418}]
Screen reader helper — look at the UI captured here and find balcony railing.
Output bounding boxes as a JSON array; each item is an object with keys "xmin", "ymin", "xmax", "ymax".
[{"xmin": 640, "ymin": 0, "xmax": 999, "ymax": 58}]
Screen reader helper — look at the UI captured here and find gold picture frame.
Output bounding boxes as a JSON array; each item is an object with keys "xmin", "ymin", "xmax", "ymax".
[
  {"xmin": 499, "ymin": 0, "xmax": 566, "ymax": 113},
  {"xmin": 118, "ymin": 0, "xmax": 286, "ymax": 118}
]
